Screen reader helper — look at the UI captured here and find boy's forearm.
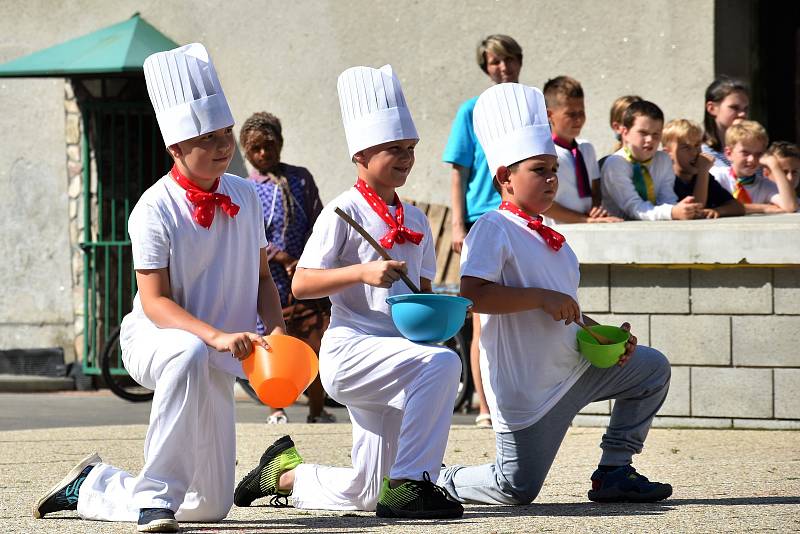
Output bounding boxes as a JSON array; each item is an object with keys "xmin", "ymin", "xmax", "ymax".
[
  {"xmin": 450, "ymin": 165, "xmax": 469, "ymax": 228},
  {"xmin": 693, "ymin": 174, "xmax": 710, "ymax": 206},
  {"xmin": 461, "ymin": 277, "xmax": 559, "ymax": 314},
  {"xmin": 773, "ymin": 175, "xmax": 799, "ymax": 212},
  {"xmin": 292, "ymin": 265, "xmax": 364, "ymax": 299},
  {"xmin": 543, "ymin": 201, "xmax": 589, "ymax": 223},
  {"xmin": 716, "ymin": 199, "xmax": 746, "ymax": 217},
  {"xmin": 258, "ymin": 272, "xmax": 286, "ymax": 334},
  {"xmin": 142, "ymin": 296, "xmax": 221, "ymax": 346},
  {"xmin": 744, "ymin": 203, "xmax": 780, "ymax": 214},
  {"xmin": 591, "ymin": 180, "xmax": 602, "ymax": 207}
]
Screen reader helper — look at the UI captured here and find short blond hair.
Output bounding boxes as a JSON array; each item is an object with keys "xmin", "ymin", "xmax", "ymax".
[
  {"xmin": 662, "ymin": 119, "xmax": 703, "ymax": 147},
  {"xmin": 725, "ymin": 120, "xmax": 768, "ymax": 148},
  {"xmin": 476, "ymin": 34, "xmax": 523, "ymax": 73}
]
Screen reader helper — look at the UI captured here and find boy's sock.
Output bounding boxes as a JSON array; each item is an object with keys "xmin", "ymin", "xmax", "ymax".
[
  {"xmin": 234, "ymin": 435, "xmax": 303, "ymax": 507},
  {"xmin": 137, "ymin": 508, "xmax": 178, "ymax": 533},
  {"xmin": 596, "ymin": 464, "xmax": 621, "ymax": 473},
  {"xmin": 588, "ymin": 465, "xmax": 672, "ymax": 503},
  {"xmin": 34, "ymin": 452, "xmax": 101, "ymax": 518},
  {"xmin": 376, "ymin": 472, "xmax": 464, "ymax": 519}
]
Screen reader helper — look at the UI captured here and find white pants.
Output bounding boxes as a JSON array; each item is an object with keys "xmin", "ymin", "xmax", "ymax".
[
  {"xmin": 77, "ymin": 326, "xmax": 236, "ymax": 522},
  {"xmin": 291, "ymin": 331, "xmax": 461, "ymax": 511}
]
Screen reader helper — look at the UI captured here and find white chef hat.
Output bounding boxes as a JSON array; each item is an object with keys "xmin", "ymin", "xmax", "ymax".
[
  {"xmin": 337, "ymin": 64, "xmax": 419, "ymax": 158},
  {"xmin": 143, "ymin": 43, "xmax": 234, "ymax": 146},
  {"xmin": 473, "ymin": 83, "xmax": 556, "ymax": 176}
]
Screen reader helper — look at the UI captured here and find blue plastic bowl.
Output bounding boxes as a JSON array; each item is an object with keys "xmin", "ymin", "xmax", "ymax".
[{"xmin": 386, "ymin": 293, "xmax": 473, "ymax": 343}]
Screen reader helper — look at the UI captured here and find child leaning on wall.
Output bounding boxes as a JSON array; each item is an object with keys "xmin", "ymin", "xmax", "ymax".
[
  {"xmin": 711, "ymin": 120, "xmax": 798, "ymax": 214},
  {"xmin": 763, "ymin": 141, "xmax": 800, "ymax": 199},
  {"xmin": 541, "ymin": 75, "xmax": 621, "ymax": 224},
  {"xmin": 602, "ymin": 100, "xmax": 703, "ymax": 220},
  {"xmin": 662, "ymin": 119, "xmax": 744, "ymax": 218}
]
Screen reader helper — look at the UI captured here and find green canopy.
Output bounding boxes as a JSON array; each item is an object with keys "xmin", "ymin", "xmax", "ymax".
[{"xmin": 0, "ymin": 13, "xmax": 178, "ymax": 77}]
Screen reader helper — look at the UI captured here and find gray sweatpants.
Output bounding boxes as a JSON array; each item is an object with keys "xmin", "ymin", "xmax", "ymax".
[{"xmin": 440, "ymin": 345, "xmax": 670, "ymax": 505}]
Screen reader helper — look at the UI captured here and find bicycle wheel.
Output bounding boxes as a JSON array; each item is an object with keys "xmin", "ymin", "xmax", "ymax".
[{"xmin": 101, "ymin": 326, "xmax": 154, "ymax": 402}]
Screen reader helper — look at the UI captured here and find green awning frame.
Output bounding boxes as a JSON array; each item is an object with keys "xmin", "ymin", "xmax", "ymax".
[{"xmin": 0, "ymin": 13, "xmax": 178, "ymax": 78}]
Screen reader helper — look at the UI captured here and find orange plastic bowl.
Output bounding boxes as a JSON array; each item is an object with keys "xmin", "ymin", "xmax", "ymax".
[{"xmin": 241, "ymin": 334, "xmax": 319, "ymax": 407}]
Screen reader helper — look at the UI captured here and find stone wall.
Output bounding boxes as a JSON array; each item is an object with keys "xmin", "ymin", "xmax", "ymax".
[{"xmin": 562, "ymin": 216, "xmax": 800, "ymax": 430}]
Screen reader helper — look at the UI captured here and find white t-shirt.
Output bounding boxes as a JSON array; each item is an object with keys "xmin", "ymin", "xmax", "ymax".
[
  {"xmin": 601, "ymin": 149, "xmax": 678, "ymax": 220},
  {"xmin": 121, "ymin": 173, "xmax": 267, "ymax": 377},
  {"xmin": 552, "ymin": 138, "xmax": 600, "ymax": 215},
  {"xmin": 461, "ymin": 209, "xmax": 589, "ymax": 433},
  {"xmin": 711, "ymin": 167, "xmax": 780, "ymax": 205},
  {"xmin": 297, "ymin": 187, "xmax": 436, "ymax": 338}
]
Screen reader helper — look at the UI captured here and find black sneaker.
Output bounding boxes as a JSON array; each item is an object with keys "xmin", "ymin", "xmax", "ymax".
[
  {"xmin": 376, "ymin": 471, "xmax": 464, "ymax": 519},
  {"xmin": 34, "ymin": 452, "xmax": 101, "ymax": 518},
  {"xmin": 234, "ymin": 435, "xmax": 303, "ymax": 507},
  {"xmin": 137, "ymin": 508, "xmax": 178, "ymax": 533},
  {"xmin": 588, "ymin": 465, "xmax": 672, "ymax": 503}
]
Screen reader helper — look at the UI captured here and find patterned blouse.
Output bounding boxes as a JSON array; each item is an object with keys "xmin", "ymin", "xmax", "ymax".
[{"xmin": 249, "ymin": 164, "xmax": 323, "ymax": 332}]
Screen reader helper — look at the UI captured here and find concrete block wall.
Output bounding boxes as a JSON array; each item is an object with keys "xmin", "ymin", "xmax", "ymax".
[{"xmin": 576, "ymin": 265, "xmax": 800, "ymax": 429}]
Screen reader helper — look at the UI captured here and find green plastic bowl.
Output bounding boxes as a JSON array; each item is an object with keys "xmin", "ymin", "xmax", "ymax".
[{"xmin": 576, "ymin": 325, "xmax": 630, "ymax": 368}]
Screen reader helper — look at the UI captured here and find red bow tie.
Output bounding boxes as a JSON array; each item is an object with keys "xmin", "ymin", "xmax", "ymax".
[
  {"xmin": 353, "ymin": 179, "xmax": 423, "ymax": 249},
  {"xmin": 499, "ymin": 201, "xmax": 566, "ymax": 251},
  {"xmin": 170, "ymin": 165, "xmax": 240, "ymax": 229}
]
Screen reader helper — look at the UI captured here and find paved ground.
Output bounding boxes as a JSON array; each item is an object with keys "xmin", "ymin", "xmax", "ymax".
[
  {"xmin": 3, "ymin": 408, "xmax": 800, "ymax": 533},
  {"xmin": 0, "ymin": 391, "xmax": 480, "ymax": 430}
]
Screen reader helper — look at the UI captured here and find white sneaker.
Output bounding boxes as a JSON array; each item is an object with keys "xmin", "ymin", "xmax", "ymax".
[{"xmin": 267, "ymin": 412, "xmax": 288, "ymax": 424}]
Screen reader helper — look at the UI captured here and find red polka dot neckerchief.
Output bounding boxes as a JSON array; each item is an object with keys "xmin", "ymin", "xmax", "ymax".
[
  {"xmin": 353, "ymin": 178, "xmax": 423, "ymax": 249},
  {"xmin": 499, "ymin": 200, "xmax": 566, "ymax": 252},
  {"xmin": 170, "ymin": 165, "xmax": 240, "ymax": 229}
]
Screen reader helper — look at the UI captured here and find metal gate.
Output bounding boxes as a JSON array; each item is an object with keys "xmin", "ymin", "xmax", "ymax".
[{"xmin": 80, "ymin": 100, "xmax": 170, "ymax": 375}]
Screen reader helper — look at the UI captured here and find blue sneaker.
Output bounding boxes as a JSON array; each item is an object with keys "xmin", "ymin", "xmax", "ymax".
[
  {"xmin": 34, "ymin": 452, "xmax": 101, "ymax": 518},
  {"xmin": 588, "ymin": 465, "xmax": 672, "ymax": 503},
  {"xmin": 137, "ymin": 508, "xmax": 178, "ymax": 533}
]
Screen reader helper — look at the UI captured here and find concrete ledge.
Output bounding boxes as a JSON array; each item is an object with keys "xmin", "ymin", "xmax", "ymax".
[
  {"xmin": 733, "ymin": 418, "xmax": 800, "ymax": 430},
  {"xmin": 651, "ymin": 416, "xmax": 733, "ymax": 429},
  {"xmin": 558, "ymin": 213, "xmax": 800, "ymax": 264},
  {"xmin": 0, "ymin": 374, "xmax": 74, "ymax": 392}
]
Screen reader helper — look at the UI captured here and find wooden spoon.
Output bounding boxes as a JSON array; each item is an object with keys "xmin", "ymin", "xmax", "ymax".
[
  {"xmin": 334, "ymin": 207, "xmax": 422, "ymax": 294},
  {"xmin": 575, "ymin": 320, "xmax": 615, "ymax": 345}
]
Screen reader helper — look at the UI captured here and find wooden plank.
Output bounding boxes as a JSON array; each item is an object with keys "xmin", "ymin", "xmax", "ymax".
[
  {"xmin": 435, "ymin": 209, "xmax": 454, "ymax": 284},
  {"xmin": 416, "ymin": 201, "xmax": 430, "ymax": 216},
  {"xmin": 426, "ymin": 203, "xmax": 447, "ymax": 245}
]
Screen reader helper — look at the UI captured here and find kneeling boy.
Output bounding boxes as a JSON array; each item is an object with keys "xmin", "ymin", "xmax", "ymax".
[
  {"xmin": 34, "ymin": 44, "xmax": 285, "ymax": 532},
  {"xmin": 439, "ymin": 82, "xmax": 673, "ymax": 505},
  {"xmin": 234, "ymin": 65, "xmax": 463, "ymax": 519}
]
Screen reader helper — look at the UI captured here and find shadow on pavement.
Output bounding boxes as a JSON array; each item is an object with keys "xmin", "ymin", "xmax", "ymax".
[{"xmin": 178, "ymin": 496, "xmax": 800, "ymax": 532}]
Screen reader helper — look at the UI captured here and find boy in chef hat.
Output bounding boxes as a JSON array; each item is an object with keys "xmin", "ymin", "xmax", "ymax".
[
  {"xmin": 34, "ymin": 43, "xmax": 286, "ymax": 533},
  {"xmin": 438, "ymin": 82, "xmax": 673, "ymax": 506},
  {"xmin": 233, "ymin": 64, "xmax": 464, "ymax": 519}
]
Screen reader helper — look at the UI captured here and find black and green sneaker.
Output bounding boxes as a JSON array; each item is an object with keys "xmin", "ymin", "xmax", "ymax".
[
  {"xmin": 234, "ymin": 435, "xmax": 303, "ymax": 507},
  {"xmin": 376, "ymin": 471, "xmax": 464, "ymax": 519},
  {"xmin": 34, "ymin": 452, "xmax": 101, "ymax": 518}
]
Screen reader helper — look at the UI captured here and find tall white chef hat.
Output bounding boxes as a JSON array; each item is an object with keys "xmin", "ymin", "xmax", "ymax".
[
  {"xmin": 143, "ymin": 43, "xmax": 234, "ymax": 146},
  {"xmin": 472, "ymin": 83, "xmax": 556, "ymax": 176},
  {"xmin": 337, "ymin": 64, "xmax": 419, "ymax": 158}
]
